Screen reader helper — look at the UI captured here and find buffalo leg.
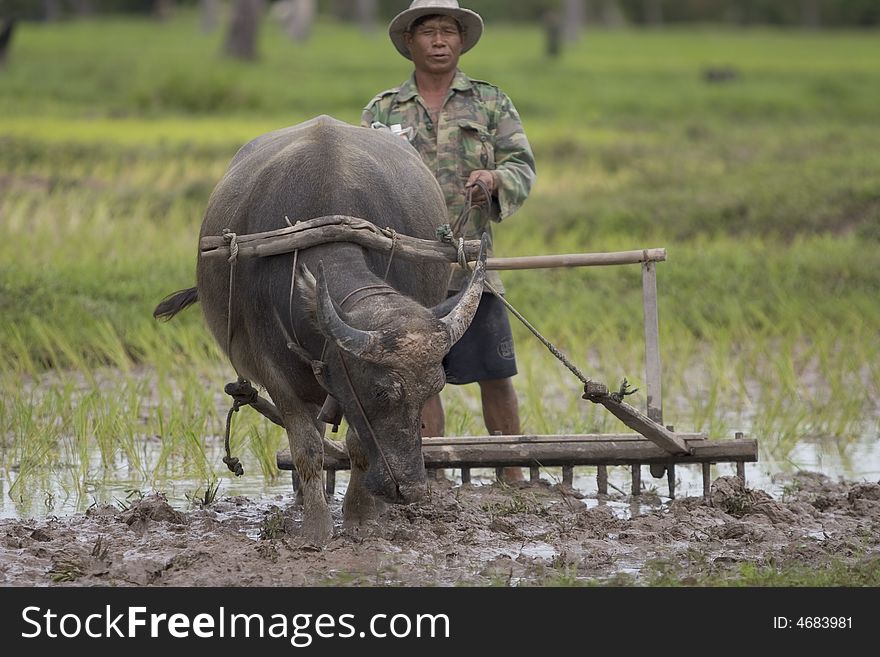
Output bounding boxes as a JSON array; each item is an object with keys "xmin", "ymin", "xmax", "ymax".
[
  {"xmin": 342, "ymin": 427, "xmax": 385, "ymax": 527},
  {"xmin": 280, "ymin": 405, "xmax": 334, "ymax": 545}
]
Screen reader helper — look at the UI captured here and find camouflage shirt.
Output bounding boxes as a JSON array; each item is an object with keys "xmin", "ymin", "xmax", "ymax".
[{"xmin": 362, "ymin": 70, "xmax": 536, "ymax": 293}]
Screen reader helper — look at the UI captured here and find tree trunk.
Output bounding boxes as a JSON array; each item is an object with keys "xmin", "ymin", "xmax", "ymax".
[
  {"xmin": 544, "ymin": 10, "xmax": 562, "ymax": 58},
  {"xmin": 281, "ymin": 0, "xmax": 316, "ymax": 42},
  {"xmin": 224, "ymin": 0, "xmax": 265, "ymax": 61},
  {"xmin": 562, "ymin": 0, "xmax": 584, "ymax": 43},
  {"xmin": 72, "ymin": 0, "xmax": 95, "ymax": 17},
  {"xmin": 643, "ymin": 0, "xmax": 663, "ymax": 25},
  {"xmin": 801, "ymin": 0, "xmax": 821, "ymax": 28},
  {"xmin": 43, "ymin": 0, "xmax": 61, "ymax": 22},
  {"xmin": 154, "ymin": 0, "xmax": 175, "ymax": 22},
  {"xmin": 725, "ymin": 2, "xmax": 749, "ymax": 26},
  {"xmin": 0, "ymin": 19, "xmax": 16, "ymax": 68},
  {"xmin": 600, "ymin": 0, "xmax": 626, "ymax": 27},
  {"xmin": 330, "ymin": 0, "xmax": 356, "ymax": 21},
  {"xmin": 200, "ymin": 0, "xmax": 221, "ymax": 32},
  {"xmin": 355, "ymin": 0, "xmax": 377, "ymax": 31}
]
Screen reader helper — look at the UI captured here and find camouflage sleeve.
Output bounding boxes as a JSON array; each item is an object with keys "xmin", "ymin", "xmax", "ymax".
[
  {"xmin": 361, "ymin": 91, "xmax": 394, "ymax": 128},
  {"xmin": 492, "ymin": 92, "xmax": 536, "ymax": 220}
]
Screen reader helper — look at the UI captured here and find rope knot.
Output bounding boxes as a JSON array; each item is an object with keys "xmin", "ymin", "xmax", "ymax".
[
  {"xmin": 223, "ymin": 456, "xmax": 244, "ymax": 477},
  {"xmin": 457, "ymin": 237, "xmax": 469, "ymax": 271},
  {"xmin": 224, "ymin": 378, "xmax": 259, "ymax": 407},
  {"xmin": 222, "ymin": 377, "xmax": 252, "ymax": 479},
  {"xmin": 222, "ymin": 228, "xmax": 239, "ymax": 264}
]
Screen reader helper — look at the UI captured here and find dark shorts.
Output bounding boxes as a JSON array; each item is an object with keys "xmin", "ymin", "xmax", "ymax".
[{"xmin": 444, "ymin": 292, "xmax": 517, "ymax": 385}]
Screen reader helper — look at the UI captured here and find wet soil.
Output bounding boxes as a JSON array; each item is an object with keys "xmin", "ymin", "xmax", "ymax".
[{"xmin": 1, "ymin": 472, "xmax": 878, "ymax": 586}]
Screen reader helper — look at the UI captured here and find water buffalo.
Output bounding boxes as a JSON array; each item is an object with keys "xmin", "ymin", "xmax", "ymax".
[{"xmin": 157, "ymin": 115, "xmax": 486, "ymax": 544}]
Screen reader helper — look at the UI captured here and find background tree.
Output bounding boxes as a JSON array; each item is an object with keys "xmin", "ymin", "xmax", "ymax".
[
  {"xmin": 287, "ymin": 0, "xmax": 317, "ymax": 41},
  {"xmin": 154, "ymin": 0, "xmax": 174, "ymax": 21},
  {"xmin": 801, "ymin": 0, "xmax": 821, "ymax": 27},
  {"xmin": 200, "ymin": 0, "xmax": 221, "ymax": 31},
  {"xmin": 72, "ymin": 0, "xmax": 95, "ymax": 17},
  {"xmin": 271, "ymin": 0, "xmax": 316, "ymax": 41},
  {"xmin": 562, "ymin": 0, "xmax": 585, "ymax": 42},
  {"xmin": 43, "ymin": 0, "xmax": 61, "ymax": 21},
  {"xmin": 0, "ymin": 17, "xmax": 14, "ymax": 67},
  {"xmin": 224, "ymin": 0, "xmax": 265, "ymax": 60},
  {"xmin": 599, "ymin": 0, "xmax": 627, "ymax": 25},
  {"xmin": 329, "ymin": 0, "xmax": 376, "ymax": 28},
  {"xmin": 355, "ymin": 0, "xmax": 376, "ymax": 30},
  {"xmin": 644, "ymin": 0, "xmax": 663, "ymax": 24}
]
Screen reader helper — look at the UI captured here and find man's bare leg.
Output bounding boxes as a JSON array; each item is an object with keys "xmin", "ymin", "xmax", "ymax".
[{"xmin": 479, "ymin": 377, "xmax": 524, "ymax": 483}]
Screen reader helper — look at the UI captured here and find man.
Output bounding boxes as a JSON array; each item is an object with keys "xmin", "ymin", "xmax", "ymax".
[{"xmin": 362, "ymin": 0, "xmax": 536, "ymax": 483}]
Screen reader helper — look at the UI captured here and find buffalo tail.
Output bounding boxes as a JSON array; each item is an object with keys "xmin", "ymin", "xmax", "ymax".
[{"xmin": 153, "ymin": 287, "xmax": 199, "ymax": 321}]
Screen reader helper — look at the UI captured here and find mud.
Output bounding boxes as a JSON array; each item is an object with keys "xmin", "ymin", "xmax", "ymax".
[{"xmin": 1, "ymin": 472, "xmax": 878, "ymax": 586}]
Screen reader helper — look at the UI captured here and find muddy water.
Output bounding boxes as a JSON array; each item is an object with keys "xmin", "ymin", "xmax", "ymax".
[
  {"xmin": 3, "ymin": 364, "xmax": 879, "ymax": 530},
  {"xmin": 3, "ymin": 421, "xmax": 879, "ymax": 521}
]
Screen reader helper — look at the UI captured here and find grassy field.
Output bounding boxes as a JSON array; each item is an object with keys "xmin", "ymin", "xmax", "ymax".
[{"xmin": 1, "ymin": 10, "xmax": 879, "ymax": 543}]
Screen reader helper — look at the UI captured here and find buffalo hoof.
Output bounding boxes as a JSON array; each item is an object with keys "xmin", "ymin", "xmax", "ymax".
[
  {"xmin": 396, "ymin": 481, "xmax": 428, "ymax": 504},
  {"xmin": 343, "ymin": 490, "xmax": 386, "ymax": 527},
  {"xmin": 301, "ymin": 510, "xmax": 334, "ymax": 546}
]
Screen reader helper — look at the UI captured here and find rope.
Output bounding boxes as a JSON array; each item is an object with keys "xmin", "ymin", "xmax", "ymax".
[
  {"xmin": 220, "ymin": 229, "xmax": 246, "ymax": 476},
  {"xmin": 451, "ymin": 180, "xmax": 492, "ymax": 239},
  {"xmin": 485, "ymin": 279, "xmax": 593, "ymax": 387},
  {"xmin": 221, "ymin": 376, "xmax": 254, "ymax": 477},
  {"xmin": 451, "ymin": 189, "xmax": 596, "ymax": 389},
  {"xmin": 222, "ymin": 229, "xmax": 239, "ymax": 359},
  {"xmin": 383, "ymin": 228, "xmax": 398, "ymax": 280},
  {"xmin": 338, "ymin": 353, "xmax": 402, "ymax": 497}
]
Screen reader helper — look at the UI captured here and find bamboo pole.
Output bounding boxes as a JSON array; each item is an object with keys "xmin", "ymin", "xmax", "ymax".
[
  {"xmin": 485, "ymin": 248, "xmax": 666, "ymax": 270},
  {"xmin": 200, "ymin": 215, "xmax": 666, "ymax": 271}
]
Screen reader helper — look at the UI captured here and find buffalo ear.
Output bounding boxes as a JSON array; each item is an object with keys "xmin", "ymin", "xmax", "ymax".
[{"xmin": 297, "ymin": 263, "xmax": 318, "ymax": 318}]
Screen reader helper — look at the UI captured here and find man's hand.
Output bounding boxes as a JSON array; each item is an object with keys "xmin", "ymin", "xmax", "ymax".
[{"xmin": 465, "ymin": 170, "xmax": 498, "ymax": 207}]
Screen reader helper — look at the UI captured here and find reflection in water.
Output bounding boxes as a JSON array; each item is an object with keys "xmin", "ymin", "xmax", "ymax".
[{"xmin": 4, "ymin": 429, "xmax": 880, "ymax": 520}]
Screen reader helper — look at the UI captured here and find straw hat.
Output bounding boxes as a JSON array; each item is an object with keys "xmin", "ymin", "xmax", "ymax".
[{"xmin": 389, "ymin": 0, "xmax": 484, "ymax": 60}]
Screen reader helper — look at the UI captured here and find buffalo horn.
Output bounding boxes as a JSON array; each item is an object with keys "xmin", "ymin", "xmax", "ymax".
[
  {"xmin": 438, "ymin": 233, "xmax": 488, "ymax": 349},
  {"xmin": 315, "ymin": 261, "xmax": 383, "ymax": 361}
]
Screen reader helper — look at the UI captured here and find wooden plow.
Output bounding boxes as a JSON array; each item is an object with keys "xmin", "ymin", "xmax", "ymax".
[{"xmin": 202, "ymin": 216, "xmax": 758, "ymax": 500}]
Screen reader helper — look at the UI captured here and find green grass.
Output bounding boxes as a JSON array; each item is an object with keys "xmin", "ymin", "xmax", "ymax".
[
  {"xmin": 1, "ymin": 11, "xmax": 879, "ymax": 515},
  {"xmin": 529, "ymin": 556, "xmax": 880, "ymax": 587}
]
